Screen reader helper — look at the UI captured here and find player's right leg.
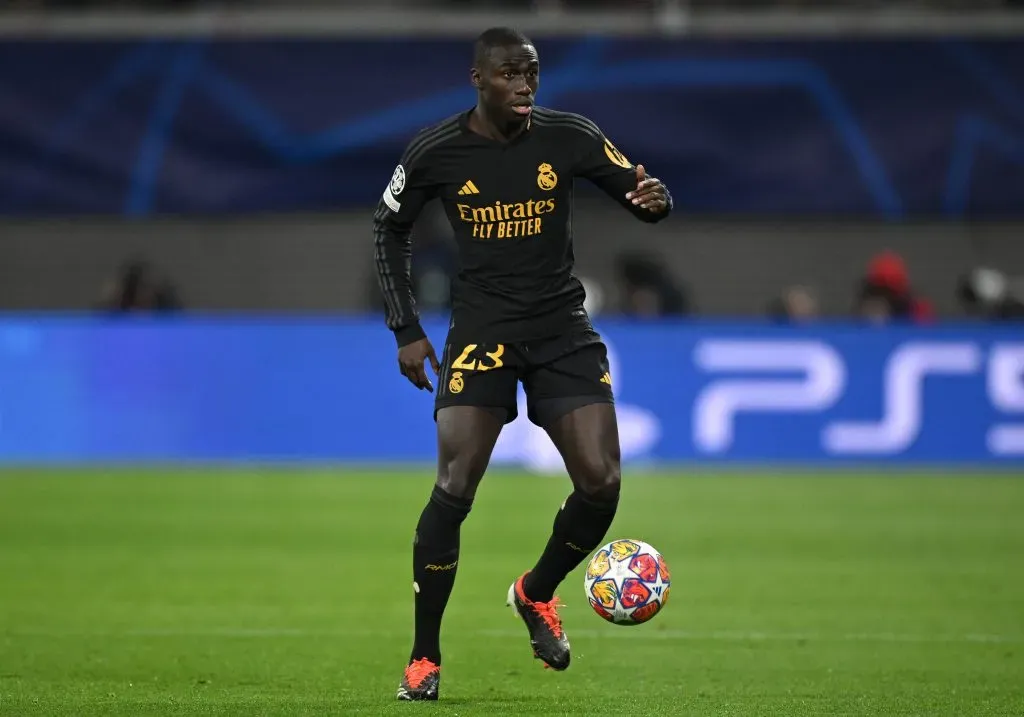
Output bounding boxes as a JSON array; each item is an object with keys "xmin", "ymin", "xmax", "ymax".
[{"xmin": 397, "ymin": 340, "xmax": 518, "ymax": 702}]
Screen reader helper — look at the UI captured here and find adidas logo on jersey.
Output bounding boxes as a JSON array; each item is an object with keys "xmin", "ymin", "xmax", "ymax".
[
  {"xmin": 457, "ymin": 181, "xmax": 480, "ymax": 196},
  {"xmin": 600, "ymin": 372, "xmax": 612, "ymax": 385}
]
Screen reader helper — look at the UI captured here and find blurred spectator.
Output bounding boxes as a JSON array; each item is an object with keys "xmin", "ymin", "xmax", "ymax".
[
  {"xmin": 853, "ymin": 250, "xmax": 933, "ymax": 325},
  {"xmin": 768, "ymin": 284, "xmax": 818, "ymax": 323},
  {"xmin": 957, "ymin": 267, "xmax": 1024, "ymax": 320},
  {"xmin": 615, "ymin": 251, "xmax": 689, "ymax": 318},
  {"xmin": 97, "ymin": 259, "xmax": 182, "ymax": 313}
]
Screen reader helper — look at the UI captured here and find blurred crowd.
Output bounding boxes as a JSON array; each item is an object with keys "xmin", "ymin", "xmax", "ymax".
[
  {"xmin": 8, "ymin": 0, "xmax": 1020, "ymax": 321},
  {"xmin": 97, "ymin": 220, "xmax": 1023, "ymax": 324},
  {"xmin": 358, "ymin": 210, "xmax": 1024, "ymax": 327},
  {"xmin": 768, "ymin": 253, "xmax": 1024, "ymax": 325},
  {"xmin": 5, "ymin": 0, "xmax": 1023, "ymax": 9},
  {"xmin": 98, "ymin": 248, "xmax": 1024, "ymax": 324}
]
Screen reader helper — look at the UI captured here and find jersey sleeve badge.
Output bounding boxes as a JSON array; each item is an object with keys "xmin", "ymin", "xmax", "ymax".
[
  {"xmin": 603, "ymin": 138, "xmax": 632, "ymax": 169},
  {"xmin": 382, "ymin": 164, "xmax": 405, "ymax": 212}
]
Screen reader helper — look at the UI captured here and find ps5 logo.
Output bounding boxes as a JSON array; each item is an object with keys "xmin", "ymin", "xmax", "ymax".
[
  {"xmin": 988, "ymin": 345, "xmax": 1024, "ymax": 455},
  {"xmin": 693, "ymin": 339, "xmax": 1024, "ymax": 456}
]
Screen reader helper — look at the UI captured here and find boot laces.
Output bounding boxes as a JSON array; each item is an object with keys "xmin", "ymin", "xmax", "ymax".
[
  {"xmin": 404, "ymin": 658, "xmax": 438, "ymax": 688},
  {"xmin": 530, "ymin": 596, "xmax": 565, "ymax": 638}
]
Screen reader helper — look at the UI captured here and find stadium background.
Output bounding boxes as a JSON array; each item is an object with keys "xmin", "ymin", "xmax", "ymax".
[
  {"xmin": 1, "ymin": 2, "xmax": 1023, "ymax": 715},
  {"xmin": 2, "ymin": 2, "xmax": 1023, "ymax": 466}
]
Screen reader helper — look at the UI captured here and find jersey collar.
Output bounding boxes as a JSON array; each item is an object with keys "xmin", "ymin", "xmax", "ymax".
[{"xmin": 459, "ymin": 107, "xmax": 533, "ymax": 145}]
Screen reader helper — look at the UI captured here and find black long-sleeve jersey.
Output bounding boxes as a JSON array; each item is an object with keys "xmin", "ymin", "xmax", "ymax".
[{"xmin": 373, "ymin": 107, "xmax": 673, "ymax": 347}]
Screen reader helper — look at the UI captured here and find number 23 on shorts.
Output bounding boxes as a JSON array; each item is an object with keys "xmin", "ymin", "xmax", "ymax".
[{"xmin": 451, "ymin": 344, "xmax": 505, "ymax": 372}]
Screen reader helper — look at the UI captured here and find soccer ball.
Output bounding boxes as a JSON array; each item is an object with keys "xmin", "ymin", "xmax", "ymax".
[{"xmin": 583, "ymin": 539, "xmax": 671, "ymax": 626}]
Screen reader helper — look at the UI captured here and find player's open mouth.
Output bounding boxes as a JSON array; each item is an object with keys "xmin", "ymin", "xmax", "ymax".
[{"xmin": 511, "ymin": 104, "xmax": 533, "ymax": 116}]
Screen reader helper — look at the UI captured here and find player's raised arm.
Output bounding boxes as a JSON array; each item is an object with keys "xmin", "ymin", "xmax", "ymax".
[
  {"xmin": 372, "ymin": 133, "xmax": 444, "ymax": 391},
  {"xmin": 571, "ymin": 118, "xmax": 673, "ymax": 223}
]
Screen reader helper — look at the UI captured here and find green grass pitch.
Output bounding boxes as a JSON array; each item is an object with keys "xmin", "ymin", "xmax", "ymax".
[{"xmin": 1, "ymin": 468, "xmax": 1023, "ymax": 716}]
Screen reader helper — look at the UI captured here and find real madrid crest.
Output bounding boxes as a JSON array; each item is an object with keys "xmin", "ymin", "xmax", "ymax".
[
  {"xmin": 537, "ymin": 163, "xmax": 558, "ymax": 191},
  {"xmin": 448, "ymin": 371, "xmax": 465, "ymax": 395},
  {"xmin": 390, "ymin": 164, "xmax": 406, "ymax": 195}
]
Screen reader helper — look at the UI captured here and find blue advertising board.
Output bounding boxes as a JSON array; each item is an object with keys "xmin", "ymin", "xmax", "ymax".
[
  {"xmin": 0, "ymin": 37, "xmax": 1022, "ymax": 218},
  {"xmin": 0, "ymin": 317, "xmax": 1021, "ymax": 467}
]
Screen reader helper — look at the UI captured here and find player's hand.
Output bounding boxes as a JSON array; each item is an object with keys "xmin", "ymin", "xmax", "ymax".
[
  {"xmin": 398, "ymin": 338, "xmax": 441, "ymax": 392},
  {"xmin": 625, "ymin": 165, "xmax": 669, "ymax": 214}
]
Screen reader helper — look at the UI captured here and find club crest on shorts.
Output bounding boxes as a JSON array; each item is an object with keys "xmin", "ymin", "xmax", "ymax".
[
  {"xmin": 389, "ymin": 164, "xmax": 406, "ymax": 195},
  {"xmin": 537, "ymin": 163, "xmax": 557, "ymax": 191},
  {"xmin": 448, "ymin": 371, "xmax": 465, "ymax": 394}
]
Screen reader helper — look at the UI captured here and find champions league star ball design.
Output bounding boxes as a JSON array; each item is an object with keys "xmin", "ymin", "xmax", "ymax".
[{"xmin": 584, "ymin": 539, "xmax": 671, "ymax": 626}]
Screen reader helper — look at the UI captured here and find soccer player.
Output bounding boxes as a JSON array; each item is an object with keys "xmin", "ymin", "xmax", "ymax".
[{"xmin": 373, "ymin": 27, "xmax": 672, "ymax": 701}]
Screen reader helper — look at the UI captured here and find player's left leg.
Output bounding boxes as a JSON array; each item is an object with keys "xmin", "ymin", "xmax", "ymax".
[
  {"xmin": 524, "ymin": 401, "xmax": 621, "ymax": 600},
  {"xmin": 507, "ymin": 336, "xmax": 620, "ymax": 671}
]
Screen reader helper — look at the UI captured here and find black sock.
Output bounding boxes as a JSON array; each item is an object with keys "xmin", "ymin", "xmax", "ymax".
[
  {"xmin": 410, "ymin": 485, "xmax": 472, "ymax": 665},
  {"xmin": 523, "ymin": 490, "xmax": 619, "ymax": 603}
]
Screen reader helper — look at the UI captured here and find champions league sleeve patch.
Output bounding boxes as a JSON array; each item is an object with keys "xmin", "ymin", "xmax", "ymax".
[{"xmin": 382, "ymin": 164, "xmax": 405, "ymax": 212}]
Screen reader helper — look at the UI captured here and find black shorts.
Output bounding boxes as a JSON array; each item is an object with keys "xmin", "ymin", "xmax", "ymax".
[{"xmin": 434, "ymin": 327, "xmax": 614, "ymax": 427}]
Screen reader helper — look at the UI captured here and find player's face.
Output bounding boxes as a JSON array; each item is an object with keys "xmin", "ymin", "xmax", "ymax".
[{"xmin": 476, "ymin": 43, "xmax": 539, "ymax": 123}]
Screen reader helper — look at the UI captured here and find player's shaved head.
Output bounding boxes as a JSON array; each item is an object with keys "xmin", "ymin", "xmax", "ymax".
[{"xmin": 473, "ymin": 27, "xmax": 534, "ymax": 69}]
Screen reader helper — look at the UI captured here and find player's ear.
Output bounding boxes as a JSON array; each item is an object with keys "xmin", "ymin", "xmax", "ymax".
[{"xmin": 470, "ymin": 67, "xmax": 482, "ymax": 89}]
